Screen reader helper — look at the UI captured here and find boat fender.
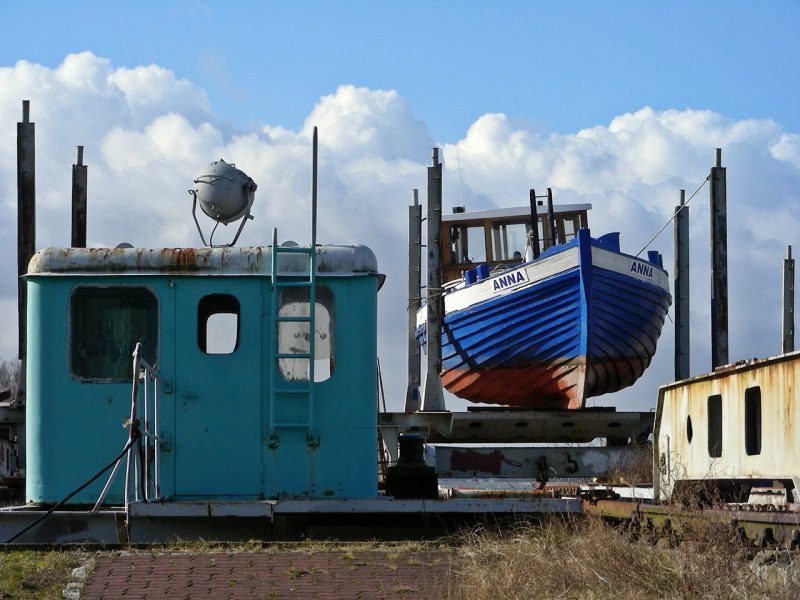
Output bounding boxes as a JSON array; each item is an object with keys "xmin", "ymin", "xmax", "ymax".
[
  {"xmin": 464, "ymin": 268, "xmax": 478, "ymax": 286},
  {"xmin": 476, "ymin": 264, "xmax": 490, "ymax": 281},
  {"xmin": 647, "ymin": 250, "xmax": 664, "ymax": 268}
]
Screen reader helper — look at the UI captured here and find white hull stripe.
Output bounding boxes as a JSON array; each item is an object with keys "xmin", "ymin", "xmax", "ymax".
[{"xmin": 416, "ymin": 245, "xmax": 669, "ymax": 329}]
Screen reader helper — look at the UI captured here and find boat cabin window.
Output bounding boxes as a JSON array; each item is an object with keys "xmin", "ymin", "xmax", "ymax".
[
  {"xmin": 707, "ymin": 394, "xmax": 723, "ymax": 458},
  {"xmin": 277, "ymin": 285, "xmax": 334, "ymax": 382},
  {"xmin": 449, "ymin": 224, "xmax": 486, "ymax": 265},
  {"xmin": 440, "ymin": 207, "xmax": 589, "ymax": 283},
  {"xmin": 561, "ymin": 215, "xmax": 580, "ymax": 243},
  {"xmin": 491, "ymin": 221, "xmax": 528, "ymax": 261},
  {"xmin": 198, "ymin": 294, "xmax": 240, "ymax": 354},
  {"xmin": 70, "ymin": 286, "xmax": 158, "ymax": 382},
  {"xmin": 744, "ymin": 386, "xmax": 761, "ymax": 456}
]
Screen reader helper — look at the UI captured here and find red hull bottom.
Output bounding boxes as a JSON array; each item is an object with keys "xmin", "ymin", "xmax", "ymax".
[{"xmin": 441, "ymin": 359, "xmax": 587, "ymax": 410}]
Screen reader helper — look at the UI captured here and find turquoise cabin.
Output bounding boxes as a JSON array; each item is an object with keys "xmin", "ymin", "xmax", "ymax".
[{"xmin": 24, "ymin": 243, "xmax": 382, "ymax": 505}]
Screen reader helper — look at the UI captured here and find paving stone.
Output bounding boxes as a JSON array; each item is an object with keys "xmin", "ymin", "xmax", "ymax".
[{"xmin": 82, "ymin": 550, "xmax": 454, "ymax": 599}]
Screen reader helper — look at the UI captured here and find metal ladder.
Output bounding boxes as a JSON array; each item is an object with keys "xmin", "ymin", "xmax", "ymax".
[
  {"xmin": 267, "ymin": 127, "xmax": 322, "ymax": 449},
  {"xmin": 267, "ymin": 228, "xmax": 318, "ymax": 448}
]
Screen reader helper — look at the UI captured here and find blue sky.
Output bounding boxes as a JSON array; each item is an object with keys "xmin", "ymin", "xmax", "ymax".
[
  {"xmin": 1, "ymin": 1, "xmax": 799, "ymax": 412},
  {"xmin": 4, "ymin": 1, "xmax": 798, "ymax": 141}
]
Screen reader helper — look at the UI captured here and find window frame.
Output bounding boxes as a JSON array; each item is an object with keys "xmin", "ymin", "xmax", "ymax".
[
  {"xmin": 277, "ymin": 284, "xmax": 335, "ymax": 383},
  {"xmin": 707, "ymin": 394, "xmax": 723, "ymax": 458},
  {"xmin": 197, "ymin": 294, "xmax": 241, "ymax": 355},
  {"xmin": 744, "ymin": 386, "xmax": 762, "ymax": 456},
  {"xmin": 69, "ymin": 284, "xmax": 159, "ymax": 383}
]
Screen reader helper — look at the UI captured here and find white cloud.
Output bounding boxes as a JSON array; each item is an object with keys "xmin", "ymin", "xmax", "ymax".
[
  {"xmin": 1, "ymin": 54, "xmax": 798, "ymax": 414},
  {"xmin": 770, "ymin": 132, "xmax": 800, "ymax": 168}
]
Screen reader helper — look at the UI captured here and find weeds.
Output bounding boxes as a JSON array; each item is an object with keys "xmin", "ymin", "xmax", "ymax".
[
  {"xmin": 451, "ymin": 515, "xmax": 797, "ymax": 599},
  {"xmin": 0, "ymin": 550, "xmax": 82, "ymax": 600}
]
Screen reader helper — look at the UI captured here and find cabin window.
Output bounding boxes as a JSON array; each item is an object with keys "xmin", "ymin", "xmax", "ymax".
[
  {"xmin": 491, "ymin": 221, "xmax": 529, "ymax": 261},
  {"xmin": 744, "ymin": 386, "xmax": 762, "ymax": 456},
  {"xmin": 198, "ymin": 294, "xmax": 240, "ymax": 354},
  {"xmin": 560, "ymin": 215, "xmax": 581, "ymax": 243},
  {"xmin": 277, "ymin": 285, "xmax": 334, "ymax": 382},
  {"xmin": 707, "ymin": 394, "xmax": 723, "ymax": 458},
  {"xmin": 449, "ymin": 224, "xmax": 486, "ymax": 265},
  {"xmin": 536, "ymin": 218, "xmax": 548, "ymax": 249},
  {"xmin": 70, "ymin": 286, "xmax": 158, "ymax": 381}
]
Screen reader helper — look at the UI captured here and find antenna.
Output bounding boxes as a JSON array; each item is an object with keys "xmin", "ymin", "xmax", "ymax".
[
  {"xmin": 189, "ymin": 159, "xmax": 257, "ymax": 247},
  {"xmin": 456, "ymin": 145, "xmax": 465, "ymax": 210}
]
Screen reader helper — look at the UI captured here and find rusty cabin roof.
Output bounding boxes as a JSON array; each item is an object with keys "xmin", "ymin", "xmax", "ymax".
[{"xmin": 26, "ymin": 245, "xmax": 380, "ymax": 278}]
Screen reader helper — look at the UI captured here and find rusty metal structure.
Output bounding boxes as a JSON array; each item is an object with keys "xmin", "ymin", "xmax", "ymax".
[{"xmin": 654, "ymin": 351, "xmax": 800, "ymax": 505}]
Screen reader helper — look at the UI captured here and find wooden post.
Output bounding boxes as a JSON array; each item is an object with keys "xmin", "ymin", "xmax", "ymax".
[
  {"xmin": 71, "ymin": 146, "xmax": 88, "ymax": 248},
  {"xmin": 710, "ymin": 148, "xmax": 728, "ymax": 368},
  {"xmin": 405, "ymin": 189, "xmax": 422, "ymax": 412},
  {"xmin": 783, "ymin": 245, "xmax": 795, "ymax": 354},
  {"xmin": 17, "ymin": 100, "xmax": 35, "ymax": 363},
  {"xmin": 674, "ymin": 189, "xmax": 690, "ymax": 379},
  {"xmin": 423, "ymin": 148, "xmax": 445, "ymax": 411}
]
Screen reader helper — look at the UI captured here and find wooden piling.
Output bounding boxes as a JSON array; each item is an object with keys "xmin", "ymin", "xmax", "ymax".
[
  {"xmin": 710, "ymin": 148, "xmax": 728, "ymax": 368},
  {"xmin": 423, "ymin": 148, "xmax": 445, "ymax": 411},
  {"xmin": 71, "ymin": 146, "xmax": 87, "ymax": 248},
  {"xmin": 405, "ymin": 189, "xmax": 422, "ymax": 412},
  {"xmin": 17, "ymin": 100, "xmax": 35, "ymax": 363},
  {"xmin": 674, "ymin": 189, "xmax": 690, "ymax": 379},
  {"xmin": 783, "ymin": 245, "xmax": 795, "ymax": 353}
]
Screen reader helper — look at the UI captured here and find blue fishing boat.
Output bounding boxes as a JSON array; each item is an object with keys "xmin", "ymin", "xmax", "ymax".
[{"xmin": 418, "ymin": 202, "xmax": 671, "ymax": 409}]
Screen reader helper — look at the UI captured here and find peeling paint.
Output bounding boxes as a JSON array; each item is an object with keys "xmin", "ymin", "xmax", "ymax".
[{"xmin": 27, "ymin": 244, "xmax": 381, "ymax": 278}]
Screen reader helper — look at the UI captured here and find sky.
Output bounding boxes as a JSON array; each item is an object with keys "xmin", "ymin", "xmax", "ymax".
[{"xmin": 1, "ymin": 1, "xmax": 799, "ymax": 413}]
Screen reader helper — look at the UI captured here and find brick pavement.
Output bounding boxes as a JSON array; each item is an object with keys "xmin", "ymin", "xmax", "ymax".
[{"xmin": 80, "ymin": 549, "xmax": 455, "ymax": 599}]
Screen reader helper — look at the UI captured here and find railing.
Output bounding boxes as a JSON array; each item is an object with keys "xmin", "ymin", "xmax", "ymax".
[{"xmin": 93, "ymin": 342, "xmax": 164, "ymax": 513}]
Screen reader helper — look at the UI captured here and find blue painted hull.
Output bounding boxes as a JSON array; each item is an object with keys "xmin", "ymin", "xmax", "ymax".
[{"xmin": 432, "ymin": 229, "xmax": 671, "ymax": 409}]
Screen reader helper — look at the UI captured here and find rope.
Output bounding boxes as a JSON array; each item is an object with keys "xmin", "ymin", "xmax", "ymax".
[{"xmin": 635, "ymin": 175, "xmax": 710, "ymax": 257}]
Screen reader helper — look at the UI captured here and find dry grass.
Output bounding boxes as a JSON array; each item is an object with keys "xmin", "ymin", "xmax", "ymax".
[{"xmin": 450, "ymin": 515, "xmax": 797, "ymax": 599}]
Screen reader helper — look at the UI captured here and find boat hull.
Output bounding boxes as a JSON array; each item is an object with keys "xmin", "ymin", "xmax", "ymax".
[{"xmin": 432, "ymin": 230, "xmax": 671, "ymax": 409}]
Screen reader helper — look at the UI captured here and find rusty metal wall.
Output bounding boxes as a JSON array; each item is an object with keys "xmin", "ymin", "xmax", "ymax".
[{"xmin": 654, "ymin": 352, "xmax": 800, "ymax": 500}]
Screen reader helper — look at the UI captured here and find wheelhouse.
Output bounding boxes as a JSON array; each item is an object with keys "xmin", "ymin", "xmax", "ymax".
[
  {"xmin": 440, "ymin": 203, "xmax": 591, "ymax": 283},
  {"xmin": 24, "ymin": 244, "xmax": 382, "ymax": 505}
]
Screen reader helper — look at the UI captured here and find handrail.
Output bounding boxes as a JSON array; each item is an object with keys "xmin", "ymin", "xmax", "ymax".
[{"xmin": 93, "ymin": 342, "xmax": 164, "ymax": 515}]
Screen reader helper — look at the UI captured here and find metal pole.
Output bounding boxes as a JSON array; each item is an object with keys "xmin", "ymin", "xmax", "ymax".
[
  {"xmin": 674, "ymin": 189, "xmax": 690, "ymax": 379},
  {"xmin": 783, "ymin": 245, "xmax": 795, "ymax": 353},
  {"xmin": 71, "ymin": 146, "xmax": 87, "ymax": 248},
  {"xmin": 311, "ymin": 127, "xmax": 317, "ymax": 248},
  {"xmin": 710, "ymin": 148, "xmax": 728, "ymax": 368},
  {"xmin": 529, "ymin": 189, "xmax": 540, "ymax": 259},
  {"xmin": 17, "ymin": 100, "xmax": 35, "ymax": 364},
  {"xmin": 546, "ymin": 188, "xmax": 556, "ymax": 247},
  {"xmin": 405, "ymin": 189, "xmax": 422, "ymax": 412},
  {"xmin": 423, "ymin": 148, "xmax": 445, "ymax": 411}
]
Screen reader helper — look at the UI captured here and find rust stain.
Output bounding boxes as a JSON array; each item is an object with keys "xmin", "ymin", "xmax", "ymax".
[{"xmin": 160, "ymin": 247, "xmax": 200, "ymax": 271}]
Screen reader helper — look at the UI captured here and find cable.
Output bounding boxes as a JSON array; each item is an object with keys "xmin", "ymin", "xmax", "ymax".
[
  {"xmin": 3, "ymin": 433, "xmax": 138, "ymax": 545},
  {"xmin": 635, "ymin": 175, "xmax": 710, "ymax": 257},
  {"xmin": 376, "ymin": 357, "xmax": 387, "ymax": 413}
]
